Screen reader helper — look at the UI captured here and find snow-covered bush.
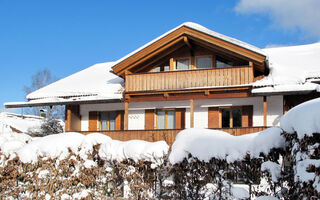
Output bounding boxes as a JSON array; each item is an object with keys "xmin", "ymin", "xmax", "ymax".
[
  {"xmin": 279, "ymin": 98, "xmax": 320, "ymax": 199},
  {"xmin": 39, "ymin": 118, "xmax": 64, "ymax": 136}
]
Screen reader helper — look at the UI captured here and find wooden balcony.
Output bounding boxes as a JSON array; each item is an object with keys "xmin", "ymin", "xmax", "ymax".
[
  {"xmin": 126, "ymin": 66, "xmax": 253, "ymax": 93},
  {"xmin": 80, "ymin": 126, "xmax": 268, "ymax": 146}
]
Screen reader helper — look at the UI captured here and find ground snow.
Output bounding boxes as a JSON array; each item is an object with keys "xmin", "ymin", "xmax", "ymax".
[
  {"xmin": 280, "ymin": 97, "xmax": 320, "ymax": 139},
  {"xmin": 169, "ymin": 127, "xmax": 284, "ymax": 164}
]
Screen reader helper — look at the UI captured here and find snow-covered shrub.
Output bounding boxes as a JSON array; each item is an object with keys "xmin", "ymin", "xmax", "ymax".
[{"xmin": 39, "ymin": 118, "xmax": 63, "ymax": 136}]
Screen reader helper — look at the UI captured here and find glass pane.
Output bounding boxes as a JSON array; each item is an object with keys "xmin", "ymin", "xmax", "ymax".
[
  {"xmin": 176, "ymin": 59, "xmax": 190, "ymax": 70},
  {"xmin": 153, "ymin": 66, "xmax": 160, "ymax": 72},
  {"xmin": 221, "ymin": 109, "xmax": 230, "ymax": 128},
  {"xmin": 157, "ymin": 111, "xmax": 165, "ymax": 129},
  {"xmin": 164, "ymin": 65, "xmax": 170, "ymax": 71},
  {"xmin": 109, "ymin": 112, "xmax": 117, "ymax": 130},
  {"xmin": 232, "ymin": 108, "xmax": 242, "ymax": 128},
  {"xmin": 167, "ymin": 111, "xmax": 175, "ymax": 129},
  {"xmin": 216, "ymin": 60, "xmax": 233, "ymax": 68},
  {"xmin": 196, "ymin": 57, "xmax": 212, "ymax": 69},
  {"xmin": 100, "ymin": 113, "xmax": 108, "ymax": 131}
]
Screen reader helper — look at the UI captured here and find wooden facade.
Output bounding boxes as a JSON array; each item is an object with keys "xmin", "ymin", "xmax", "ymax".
[{"xmin": 81, "ymin": 126, "xmax": 268, "ymax": 146}]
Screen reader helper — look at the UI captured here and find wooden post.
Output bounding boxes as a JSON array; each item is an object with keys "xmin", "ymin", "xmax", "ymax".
[
  {"xmin": 190, "ymin": 99, "xmax": 194, "ymax": 128},
  {"xmin": 124, "ymin": 101, "xmax": 129, "ymax": 130},
  {"xmin": 65, "ymin": 105, "xmax": 71, "ymax": 132},
  {"xmin": 263, "ymin": 96, "xmax": 267, "ymax": 126}
]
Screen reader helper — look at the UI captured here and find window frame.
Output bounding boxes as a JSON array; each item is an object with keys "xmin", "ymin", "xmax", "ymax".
[
  {"xmin": 155, "ymin": 108, "xmax": 176, "ymax": 129},
  {"xmin": 219, "ymin": 106, "xmax": 242, "ymax": 128}
]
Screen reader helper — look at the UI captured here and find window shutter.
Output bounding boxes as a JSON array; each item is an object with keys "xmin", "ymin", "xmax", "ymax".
[
  {"xmin": 242, "ymin": 105, "xmax": 253, "ymax": 127},
  {"xmin": 89, "ymin": 111, "xmax": 98, "ymax": 131},
  {"xmin": 115, "ymin": 111, "xmax": 124, "ymax": 130},
  {"xmin": 208, "ymin": 107, "xmax": 219, "ymax": 128},
  {"xmin": 175, "ymin": 108, "xmax": 185, "ymax": 129},
  {"xmin": 145, "ymin": 109, "xmax": 155, "ymax": 130}
]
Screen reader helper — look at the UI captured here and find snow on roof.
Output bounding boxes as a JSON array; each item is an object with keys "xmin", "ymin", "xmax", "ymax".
[
  {"xmin": 253, "ymin": 42, "xmax": 320, "ymax": 93},
  {"xmin": 114, "ymin": 22, "xmax": 266, "ymax": 66},
  {"xmin": 0, "ymin": 112, "xmax": 43, "ymax": 134},
  {"xmin": 280, "ymin": 97, "xmax": 320, "ymax": 139},
  {"xmin": 26, "ymin": 62, "xmax": 123, "ymax": 101},
  {"xmin": 169, "ymin": 127, "xmax": 285, "ymax": 164}
]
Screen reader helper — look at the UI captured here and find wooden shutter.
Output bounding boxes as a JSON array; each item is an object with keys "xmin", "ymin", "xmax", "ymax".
[
  {"xmin": 208, "ymin": 107, "xmax": 219, "ymax": 128},
  {"xmin": 89, "ymin": 111, "xmax": 98, "ymax": 131},
  {"xmin": 145, "ymin": 109, "xmax": 155, "ymax": 130},
  {"xmin": 242, "ymin": 105, "xmax": 253, "ymax": 127},
  {"xmin": 115, "ymin": 111, "xmax": 124, "ymax": 130},
  {"xmin": 175, "ymin": 108, "xmax": 185, "ymax": 129}
]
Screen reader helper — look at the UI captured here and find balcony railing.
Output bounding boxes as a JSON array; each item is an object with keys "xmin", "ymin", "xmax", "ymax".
[
  {"xmin": 80, "ymin": 126, "xmax": 268, "ymax": 146},
  {"xmin": 126, "ymin": 66, "xmax": 253, "ymax": 93}
]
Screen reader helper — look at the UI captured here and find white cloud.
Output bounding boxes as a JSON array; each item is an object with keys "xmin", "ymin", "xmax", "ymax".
[{"xmin": 235, "ymin": 0, "xmax": 320, "ymax": 39}]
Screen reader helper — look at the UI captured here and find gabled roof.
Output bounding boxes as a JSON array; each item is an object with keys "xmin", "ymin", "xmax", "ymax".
[
  {"xmin": 112, "ymin": 22, "xmax": 267, "ymax": 76},
  {"xmin": 26, "ymin": 62, "xmax": 123, "ymax": 101}
]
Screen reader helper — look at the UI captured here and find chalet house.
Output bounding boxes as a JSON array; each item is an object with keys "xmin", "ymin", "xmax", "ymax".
[{"xmin": 5, "ymin": 22, "xmax": 320, "ymax": 145}]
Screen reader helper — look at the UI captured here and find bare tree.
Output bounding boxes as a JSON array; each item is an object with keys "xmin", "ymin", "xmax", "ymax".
[{"xmin": 24, "ymin": 69, "xmax": 64, "ymax": 119}]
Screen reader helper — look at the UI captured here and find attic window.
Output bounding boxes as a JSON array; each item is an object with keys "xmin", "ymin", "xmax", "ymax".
[
  {"xmin": 176, "ymin": 58, "xmax": 190, "ymax": 70},
  {"xmin": 216, "ymin": 60, "xmax": 233, "ymax": 68},
  {"xmin": 196, "ymin": 56, "xmax": 212, "ymax": 69}
]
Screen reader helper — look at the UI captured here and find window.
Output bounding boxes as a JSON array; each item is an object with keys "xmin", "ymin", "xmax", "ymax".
[
  {"xmin": 216, "ymin": 60, "xmax": 233, "ymax": 68},
  {"xmin": 220, "ymin": 107, "xmax": 242, "ymax": 128},
  {"xmin": 153, "ymin": 65, "xmax": 170, "ymax": 72},
  {"xmin": 196, "ymin": 56, "xmax": 212, "ymax": 69},
  {"xmin": 99, "ymin": 111, "xmax": 117, "ymax": 131},
  {"xmin": 176, "ymin": 58, "xmax": 190, "ymax": 70},
  {"xmin": 156, "ymin": 109, "xmax": 175, "ymax": 129}
]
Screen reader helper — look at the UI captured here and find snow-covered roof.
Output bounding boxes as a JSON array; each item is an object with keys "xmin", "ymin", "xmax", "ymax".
[
  {"xmin": 114, "ymin": 22, "xmax": 266, "ymax": 67},
  {"xmin": 253, "ymin": 42, "xmax": 320, "ymax": 94},
  {"xmin": 26, "ymin": 62, "xmax": 123, "ymax": 101},
  {"xmin": 0, "ymin": 112, "xmax": 43, "ymax": 133}
]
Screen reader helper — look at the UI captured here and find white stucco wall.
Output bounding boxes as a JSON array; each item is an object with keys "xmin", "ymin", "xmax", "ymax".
[
  {"xmin": 79, "ymin": 95, "xmax": 283, "ymax": 130},
  {"xmin": 266, "ymin": 95, "xmax": 283, "ymax": 126}
]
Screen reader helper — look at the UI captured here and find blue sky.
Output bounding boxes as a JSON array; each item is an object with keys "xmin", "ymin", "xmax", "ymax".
[{"xmin": 1, "ymin": 0, "xmax": 319, "ymax": 111}]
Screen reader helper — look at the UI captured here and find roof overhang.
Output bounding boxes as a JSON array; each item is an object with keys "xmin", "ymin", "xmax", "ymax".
[
  {"xmin": 4, "ymin": 98, "xmax": 122, "ymax": 108},
  {"xmin": 112, "ymin": 25, "xmax": 267, "ymax": 77}
]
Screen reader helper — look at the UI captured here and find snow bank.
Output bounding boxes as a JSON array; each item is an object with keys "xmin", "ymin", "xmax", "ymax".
[
  {"xmin": 169, "ymin": 127, "xmax": 284, "ymax": 164},
  {"xmin": 280, "ymin": 97, "xmax": 320, "ymax": 139},
  {"xmin": 0, "ymin": 132, "xmax": 169, "ymax": 164}
]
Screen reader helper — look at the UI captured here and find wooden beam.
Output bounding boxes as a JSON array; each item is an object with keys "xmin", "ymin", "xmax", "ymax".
[
  {"xmin": 204, "ymin": 90, "xmax": 210, "ymax": 96},
  {"xmin": 183, "ymin": 36, "xmax": 192, "ymax": 49},
  {"xmin": 124, "ymin": 101, "xmax": 129, "ymax": 130},
  {"xmin": 190, "ymin": 99, "xmax": 194, "ymax": 128},
  {"xmin": 169, "ymin": 58, "xmax": 175, "ymax": 71},
  {"xmin": 263, "ymin": 96, "xmax": 267, "ymax": 126}
]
